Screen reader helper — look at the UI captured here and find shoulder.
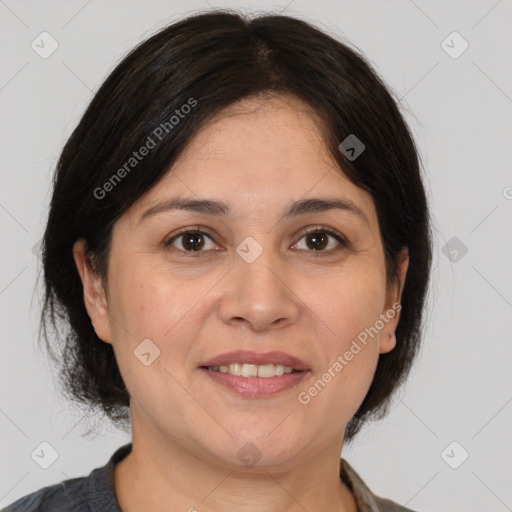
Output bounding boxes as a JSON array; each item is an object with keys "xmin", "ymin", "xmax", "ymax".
[
  {"xmin": 2, "ymin": 443, "xmax": 132, "ymax": 512},
  {"xmin": 371, "ymin": 495, "xmax": 416, "ymax": 512},
  {"xmin": 1, "ymin": 476, "xmax": 90, "ymax": 512},
  {"xmin": 340, "ymin": 458, "xmax": 416, "ymax": 512}
]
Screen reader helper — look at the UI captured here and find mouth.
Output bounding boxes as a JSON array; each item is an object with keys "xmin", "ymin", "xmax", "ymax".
[
  {"xmin": 198, "ymin": 350, "xmax": 310, "ymax": 397},
  {"xmin": 202, "ymin": 363, "xmax": 301, "ymax": 377}
]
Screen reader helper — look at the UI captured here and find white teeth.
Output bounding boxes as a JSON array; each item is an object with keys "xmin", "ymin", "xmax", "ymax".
[
  {"xmin": 208, "ymin": 363, "xmax": 296, "ymax": 377},
  {"xmin": 228, "ymin": 363, "xmax": 242, "ymax": 375},
  {"xmin": 257, "ymin": 364, "xmax": 275, "ymax": 378},
  {"xmin": 241, "ymin": 364, "xmax": 258, "ymax": 377}
]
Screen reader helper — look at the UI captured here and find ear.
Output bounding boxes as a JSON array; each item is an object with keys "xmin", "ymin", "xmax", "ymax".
[
  {"xmin": 72, "ymin": 238, "xmax": 112, "ymax": 344},
  {"xmin": 378, "ymin": 247, "xmax": 409, "ymax": 354}
]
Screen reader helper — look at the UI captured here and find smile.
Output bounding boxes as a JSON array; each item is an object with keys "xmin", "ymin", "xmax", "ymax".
[
  {"xmin": 199, "ymin": 350, "xmax": 310, "ymax": 397},
  {"xmin": 206, "ymin": 363, "xmax": 298, "ymax": 377}
]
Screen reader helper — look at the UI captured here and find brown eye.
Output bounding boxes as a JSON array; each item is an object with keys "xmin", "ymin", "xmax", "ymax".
[
  {"xmin": 293, "ymin": 227, "xmax": 347, "ymax": 253},
  {"xmin": 165, "ymin": 230, "xmax": 216, "ymax": 253},
  {"xmin": 180, "ymin": 232, "xmax": 206, "ymax": 251},
  {"xmin": 165, "ymin": 226, "xmax": 347, "ymax": 256},
  {"xmin": 304, "ymin": 231, "xmax": 329, "ymax": 250}
]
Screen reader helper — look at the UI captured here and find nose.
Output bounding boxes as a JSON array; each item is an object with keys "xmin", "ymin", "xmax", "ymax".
[{"xmin": 218, "ymin": 239, "xmax": 300, "ymax": 332}]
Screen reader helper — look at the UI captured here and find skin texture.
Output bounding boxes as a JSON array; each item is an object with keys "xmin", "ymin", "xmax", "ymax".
[{"xmin": 73, "ymin": 94, "xmax": 408, "ymax": 512}]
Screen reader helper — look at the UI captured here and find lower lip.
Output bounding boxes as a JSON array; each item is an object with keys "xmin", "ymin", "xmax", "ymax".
[{"xmin": 199, "ymin": 367, "xmax": 309, "ymax": 397}]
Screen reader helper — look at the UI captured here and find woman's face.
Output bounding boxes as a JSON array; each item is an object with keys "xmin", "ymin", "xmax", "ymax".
[{"xmin": 75, "ymin": 95, "xmax": 407, "ymax": 470}]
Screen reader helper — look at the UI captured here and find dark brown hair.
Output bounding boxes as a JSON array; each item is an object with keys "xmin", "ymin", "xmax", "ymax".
[{"xmin": 39, "ymin": 9, "xmax": 432, "ymax": 441}]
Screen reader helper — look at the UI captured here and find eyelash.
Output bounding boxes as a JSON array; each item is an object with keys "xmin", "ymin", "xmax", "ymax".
[{"xmin": 164, "ymin": 225, "xmax": 348, "ymax": 257}]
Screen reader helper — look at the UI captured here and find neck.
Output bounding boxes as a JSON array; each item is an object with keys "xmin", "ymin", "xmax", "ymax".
[{"xmin": 114, "ymin": 413, "xmax": 357, "ymax": 512}]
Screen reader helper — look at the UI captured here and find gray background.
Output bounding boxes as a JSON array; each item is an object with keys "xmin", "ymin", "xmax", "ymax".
[{"xmin": 1, "ymin": 0, "xmax": 511, "ymax": 510}]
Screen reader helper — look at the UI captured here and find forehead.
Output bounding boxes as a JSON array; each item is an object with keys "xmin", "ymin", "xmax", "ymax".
[
  {"xmin": 177, "ymin": 94, "xmax": 333, "ymax": 175},
  {"xmin": 127, "ymin": 94, "xmax": 377, "ymax": 224}
]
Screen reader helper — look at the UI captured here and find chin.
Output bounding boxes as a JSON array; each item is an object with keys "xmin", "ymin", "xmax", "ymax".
[{"xmin": 219, "ymin": 430, "xmax": 305, "ymax": 467}]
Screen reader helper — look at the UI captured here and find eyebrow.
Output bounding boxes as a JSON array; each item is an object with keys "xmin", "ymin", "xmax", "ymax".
[{"xmin": 138, "ymin": 196, "xmax": 369, "ymax": 226}]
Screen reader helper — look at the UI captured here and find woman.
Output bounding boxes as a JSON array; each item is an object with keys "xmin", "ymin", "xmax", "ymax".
[{"xmin": 5, "ymin": 9, "xmax": 431, "ymax": 512}]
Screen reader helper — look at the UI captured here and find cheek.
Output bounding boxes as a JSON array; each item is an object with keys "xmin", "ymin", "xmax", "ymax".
[
  {"xmin": 306, "ymin": 263, "xmax": 387, "ymax": 346},
  {"xmin": 297, "ymin": 325, "xmax": 379, "ymax": 433},
  {"xmin": 106, "ymin": 260, "xmax": 222, "ymax": 381},
  {"xmin": 294, "ymin": 266, "xmax": 385, "ymax": 421},
  {"xmin": 109, "ymin": 259, "xmax": 210, "ymax": 334},
  {"xmin": 105, "ymin": 263, "xmax": 212, "ymax": 432}
]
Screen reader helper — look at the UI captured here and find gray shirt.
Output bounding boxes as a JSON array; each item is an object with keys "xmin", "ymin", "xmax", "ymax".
[{"xmin": 2, "ymin": 443, "xmax": 415, "ymax": 511}]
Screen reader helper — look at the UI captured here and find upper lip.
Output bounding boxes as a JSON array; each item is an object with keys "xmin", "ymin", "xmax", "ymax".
[{"xmin": 199, "ymin": 350, "xmax": 310, "ymax": 371}]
